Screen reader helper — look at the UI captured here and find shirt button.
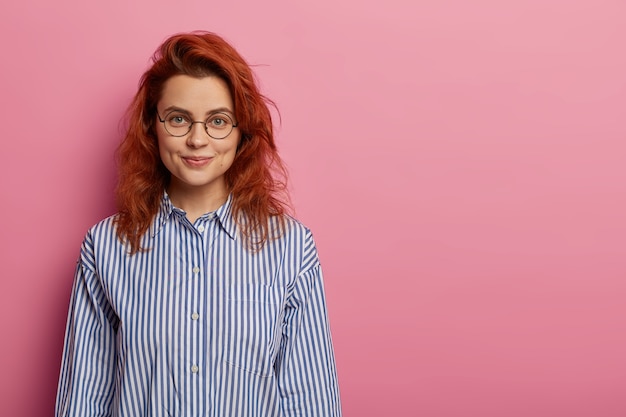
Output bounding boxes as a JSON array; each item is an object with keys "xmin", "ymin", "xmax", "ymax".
[
  {"xmin": 198, "ymin": 225, "xmax": 205, "ymax": 232},
  {"xmin": 191, "ymin": 312, "xmax": 200, "ymax": 320},
  {"xmin": 192, "ymin": 266, "xmax": 200, "ymax": 274},
  {"xmin": 191, "ymin": 365, "xmax": 199, "ymax": 373}
]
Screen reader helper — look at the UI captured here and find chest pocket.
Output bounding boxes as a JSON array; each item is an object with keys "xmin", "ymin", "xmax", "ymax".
[{"xmin": 224, "ymin": 283, "xmax": 283, "ymax": 377}]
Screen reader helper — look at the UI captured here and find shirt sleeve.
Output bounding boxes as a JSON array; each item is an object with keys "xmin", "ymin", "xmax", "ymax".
[
  {"xmin": 56, "ymin": 233, "xmax": 119, "ymax": 417},
  {"xmin": 276, "ymin": 230, "xmax": 342, "ymax": 417}
]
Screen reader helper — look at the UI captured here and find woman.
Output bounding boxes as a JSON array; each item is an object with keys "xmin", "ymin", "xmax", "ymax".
[{"xmin": 56, "ymin": 31, "xmax": 341, "ymax": 417}]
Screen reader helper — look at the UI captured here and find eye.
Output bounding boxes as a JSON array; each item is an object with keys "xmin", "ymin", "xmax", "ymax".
[
  {"xmin": 207, "ymin": 113, "xmax": 233, "ymax": 129},
  {"xmin": 167, "ymin": 113, "xmax": 190, "ymax": 126}
]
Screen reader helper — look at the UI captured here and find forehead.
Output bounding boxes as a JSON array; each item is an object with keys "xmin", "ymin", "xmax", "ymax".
[{"xmin": 159, "ymin": 74, "xmax": 233, "ymax": 112}]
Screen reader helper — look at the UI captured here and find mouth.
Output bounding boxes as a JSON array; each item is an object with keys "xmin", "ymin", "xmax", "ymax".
[{"xmin": 182, "ymin": 156, "xmax": 213, "ymax": 167}]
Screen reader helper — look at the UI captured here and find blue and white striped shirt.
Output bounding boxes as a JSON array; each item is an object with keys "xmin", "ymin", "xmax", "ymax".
[{"xmin": 56, "ymin": 193, "xmax": 341, "ymax": 417}]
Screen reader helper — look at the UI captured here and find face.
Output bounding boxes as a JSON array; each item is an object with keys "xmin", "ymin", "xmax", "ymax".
[{"xmin": 156, "ymin": 74, "xmax": 240, "ymax": 201}]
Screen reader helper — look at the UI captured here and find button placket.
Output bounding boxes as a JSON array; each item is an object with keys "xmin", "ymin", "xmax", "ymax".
[{"xmin": 189, "ymin": 227, "xmax": 206, "ymax": 379}]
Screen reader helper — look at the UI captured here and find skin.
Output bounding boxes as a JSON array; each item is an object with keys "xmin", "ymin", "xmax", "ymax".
[{"xmin": 156, "ymin": 74, "xmax": 240, "ymax": 223}]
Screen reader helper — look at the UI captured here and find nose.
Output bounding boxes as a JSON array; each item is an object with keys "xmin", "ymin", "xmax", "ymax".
[{"xmin": 186, "ymin": 121, "xmax": 210, "ymax": 148}]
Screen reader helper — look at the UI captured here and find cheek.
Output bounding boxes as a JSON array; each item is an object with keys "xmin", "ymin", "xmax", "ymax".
[
  {"xmin": 220, "ymin": 151, "xmax": 237, "ymax": 168},
  {"xmin": 156, "ymin": 135, "xmax": 166, "ymax": 154},
  {"xmin": 216, "ymin": 139, "xmax": 240, "ymax": 160},
  {"xmin": 157, "ymin": 134, "xmax": 177, "ymax": 155},
  {"xmin": 156, "ymin": 138, "xmax": 176, "ymax": 171},
  {"xmin": 157, "ymin": 142, "xmax": 168, "ymax": 163},
  {"xmin": 218, "ymin": 148, "xmax": 238, "ymax": 171}
]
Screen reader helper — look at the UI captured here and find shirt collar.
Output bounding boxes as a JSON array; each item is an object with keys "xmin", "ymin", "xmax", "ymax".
[
  {"xmin": 150, "ymin": 192, "xmax": 237, "ymax": 240},
  {"xmin": 214, "ymin": 194, "xmax": 237, "ymax": 240}
]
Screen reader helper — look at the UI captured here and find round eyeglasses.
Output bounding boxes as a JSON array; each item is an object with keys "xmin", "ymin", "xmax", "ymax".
[{"xmin": 157, "ymin": 110, "xmax": 238, "ymax": 139}]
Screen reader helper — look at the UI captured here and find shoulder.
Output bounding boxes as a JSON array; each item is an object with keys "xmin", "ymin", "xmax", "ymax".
[
  {"xmin": 268, "ymin": 214, "xmax": 320, "ymax": 271},
  {"xmin": 80, "ymin": 214, "xmax": 124, "ymax": 262},
  {"xmin": 282, "ymin": 213, "xmax": 311, "ymax": 233},
  {"xmin": 270, "ymin": 213, "xmax": 315, "ymax": 243},
  {"xmin": 84, "ymin": 214, "xmax": 119, "ymax": 243}
]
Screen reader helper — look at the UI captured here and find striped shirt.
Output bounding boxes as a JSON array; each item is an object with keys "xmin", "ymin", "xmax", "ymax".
[{"xmin": 56, "ymin": 193, "xmax": 341, "ymax": 417}]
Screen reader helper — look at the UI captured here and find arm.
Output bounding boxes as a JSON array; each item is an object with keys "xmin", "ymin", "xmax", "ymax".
[
  {"xmin": 56, "ymin": 234, "xmax": 118, "ymax": 417},
  {"xmin": 276, "ymin": 232, "xmax": 342, "ymax": 417}
]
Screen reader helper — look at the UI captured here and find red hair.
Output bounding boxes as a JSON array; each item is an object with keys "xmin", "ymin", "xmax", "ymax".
[{"xmin": 114, "ymin": 31, "xmax": 290, "ymax": 253}]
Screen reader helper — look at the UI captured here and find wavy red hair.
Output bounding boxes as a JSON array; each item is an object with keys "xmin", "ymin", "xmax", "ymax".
[{"xmin": 114, "ymin": 31, "xmax": 290, "ymax": 253}]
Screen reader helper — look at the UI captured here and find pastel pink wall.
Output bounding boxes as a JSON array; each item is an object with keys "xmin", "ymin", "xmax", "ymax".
[{"xmin": 0, "ymin": 0, "xmax": 624, "ymax": 415}]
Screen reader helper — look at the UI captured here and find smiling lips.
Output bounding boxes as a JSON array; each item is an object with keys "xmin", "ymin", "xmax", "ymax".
[{"xmin": 182, "ymin": 156, "xmax": 213, "ymax": 167}]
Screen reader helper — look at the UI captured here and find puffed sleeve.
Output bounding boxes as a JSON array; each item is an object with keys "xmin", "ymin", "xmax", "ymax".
[
  {"xmin": 275, "ymin": 230, "xmax": 342, "ymax": 416},
  {"xmin": 55, "ymin": 232, "xmax": 119, "ymax": 417}
]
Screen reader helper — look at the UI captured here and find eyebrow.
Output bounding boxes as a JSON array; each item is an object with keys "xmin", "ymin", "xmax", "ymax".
[{"xmin": 162, "ymin": 105, "xmax": 235, "ymax": 117}]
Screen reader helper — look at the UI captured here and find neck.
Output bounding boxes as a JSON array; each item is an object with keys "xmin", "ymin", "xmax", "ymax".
[{"xmin": 166, "ymin": 183, "xmax": 228, "ymax": 224}]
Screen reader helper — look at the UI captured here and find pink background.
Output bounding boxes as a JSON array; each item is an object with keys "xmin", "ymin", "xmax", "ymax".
[{"xmin": 1, "ymin": 0, "xmax": 625, "ymax": 416}]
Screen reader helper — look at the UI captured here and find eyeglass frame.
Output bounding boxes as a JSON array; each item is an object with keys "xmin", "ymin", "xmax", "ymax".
[{"xmin": 156, "ymin": 109, "xmax": 239, "ymax": 140}]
